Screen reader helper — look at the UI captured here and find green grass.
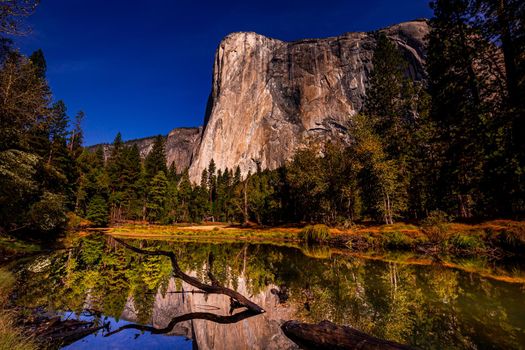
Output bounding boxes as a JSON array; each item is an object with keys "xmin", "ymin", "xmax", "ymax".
[
  {"xmin": 0, "ymin": 236, "xmax": 40, "ymax": 256},
  {"xmin": 299, "ymin": 224, "xmax": 330, "ymax": 243},
  {"xmin": 0, "ymin": 268, "xmax": 37, "ymax": 350},
  {"xmin": 381, "ymin": 231, "xmax": 415, "ymax": 249},
  {"xmin": 449, "ymin": 233, "xmax": 485, "ymax": 250}
]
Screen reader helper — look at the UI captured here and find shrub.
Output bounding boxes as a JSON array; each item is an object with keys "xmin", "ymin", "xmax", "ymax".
[
  {"xmin": 489, "ymin": 222, "xmax": 525, "ymax": 254},
  {"xmin": 421, "ymin": 210, "xmax": 451, "ymax": 242},
  {"xmin": 382, "ymin": 231, "xmax": 414, "ymax": 249},
  {"xmin": 449, "ymin": 234, "xmax": 485, "ymax": 251},
  {"xmin": 28, "ymin": 192, "xmax": 68, "ymax": 232},
  {"xmin": 0, "ymin": 268, "xmax": 37, "ymax": 350},
  {"xmin": 299, "ymin": 224, "xmax": 330, "ymax": 243}
]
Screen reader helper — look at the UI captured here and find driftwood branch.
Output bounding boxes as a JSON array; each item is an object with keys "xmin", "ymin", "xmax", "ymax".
[
  {"xmin": 112, "ymin": 237, "xmax": 264, "ymax": 313},
  {"xmin": 104, "ymin": 309, "xmax": 258, "ymax": 337},
  {"xmin": 281, "ymin": 320, "xmax": 417, "ymax": 350}
]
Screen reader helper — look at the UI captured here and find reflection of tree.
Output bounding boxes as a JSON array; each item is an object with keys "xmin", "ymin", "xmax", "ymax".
[
  {"xmin": 104, "ymin": 309, "xmax": 260, "ymax": 337},
  {"xmin": 112, "ymin": 237, "xmax": 264, "ymax": 313},
  {"xmin": 14, "ymin": 235, "xmax": 525, "ymax": 349}
]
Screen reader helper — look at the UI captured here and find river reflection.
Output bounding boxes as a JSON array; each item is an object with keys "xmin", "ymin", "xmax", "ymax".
[{"xmin": 13, "ymin": 233, "xmax": 525, "ymax": 349}]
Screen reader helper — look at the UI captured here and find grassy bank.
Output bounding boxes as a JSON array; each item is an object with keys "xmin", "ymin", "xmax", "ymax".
[
  {"xmin": 105, "ymin": 219, "xmax": 525, "ymax": 258},
  {"xmin": 0, "ymin": 236, "xmax": 41, "ymax": 263},
  {"xmin": 0, "ymin": 268, "xmax": 37, "ymax": 350}
]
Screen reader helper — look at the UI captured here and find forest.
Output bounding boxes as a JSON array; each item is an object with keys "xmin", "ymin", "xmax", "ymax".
[{"xmin": 0, "ymin": 0, "xmax": 524, "ymax": 236}]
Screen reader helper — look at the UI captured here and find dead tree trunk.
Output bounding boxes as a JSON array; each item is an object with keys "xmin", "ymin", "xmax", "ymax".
[{"xmin": 281, "ymin": 320, "xmax": 417, "ymax": 350}]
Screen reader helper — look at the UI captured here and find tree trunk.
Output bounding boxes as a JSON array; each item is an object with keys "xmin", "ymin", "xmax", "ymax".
[
  {"xmin": 281, "ymin": 320, "xmax": 416, "ymax": 350},
  {"xmin": 243, "ymin": 181, "xmax": 248, "ymax": 224},
  {"xmin": 496, "ymin": 0, "xmax": 519, "ymax": 106}
]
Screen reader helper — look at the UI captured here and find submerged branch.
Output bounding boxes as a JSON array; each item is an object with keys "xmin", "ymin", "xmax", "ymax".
[
  {"xmin": 111, "ymin": 237, "xmax": 265, "ymax": 313},
  {"xmin": 104, "ymin": 309, "xmax": 259, "ymax": 337}
]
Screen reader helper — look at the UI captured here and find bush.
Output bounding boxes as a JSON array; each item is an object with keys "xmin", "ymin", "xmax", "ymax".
[
  {"xmin": 299, "ymin": 224, "xmax": 330, "ymax": 243},
  {"xmin": 0, "ymin": 268, "xmax": 37, "ymax": 350},
  {"xmin": 449, "ymin": 234, "xmax": 485, "ymax": 250},
  {"xmin": 382, "ymin": 231, "xmax": 414, "ymax": 249},
  {"xmin": 28, "ymin": 192, "xmax": 68, "ymax": 232},
  {"xmin": 490, "ymin": 223, "xmax": 525, "ymax": 254},
  {"xmin": 421, "ymin": 210, "xmax": 451, "ymax": 242}
]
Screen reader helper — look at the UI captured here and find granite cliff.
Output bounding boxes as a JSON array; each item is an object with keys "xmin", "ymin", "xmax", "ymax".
[
  {"xmin": 188, "ymin": 19, "xmax": 429, "ymax": 182},
  {"xmin": 89, "ymin": 20, "xmax": 429, "ymax": 182}
]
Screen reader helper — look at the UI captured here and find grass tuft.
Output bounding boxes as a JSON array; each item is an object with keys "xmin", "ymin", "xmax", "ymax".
[
  {"xmin": 449, "ymin": 233, "xmax": 485, "ymax": 250},
  {"xmin": 299, "ymin": 224, "xmax": 330, "ymax": 243},
  {"xmin": 0, "ymin": 268, "xmax": 37, "ymax": 350},
  {"xmin": 381, "ymin": 231, "xmax": 415, "ymax": 249},
  {"xmin": 421, "ymin": 210, "xmax": 451, "ymax": 242}
]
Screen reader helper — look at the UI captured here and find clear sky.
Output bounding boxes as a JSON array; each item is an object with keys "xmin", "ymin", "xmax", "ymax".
[{"xmin": 16, "ymin": 0, "xmax": 432, "ymax": 145}]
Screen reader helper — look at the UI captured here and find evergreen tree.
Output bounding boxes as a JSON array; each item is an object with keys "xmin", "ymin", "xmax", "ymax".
[
  {"xmin": 107, "ymin": 132, "xmax": 126, "ymax": 222},
  {"xmin": 428, "ymin": 0, "xmax": 493, "ymax": 217},
  {"xmin": 176, "ymin": 170, "xmax": 193, "ymax": 222},
  {"xmin": 146, "ymin": 171, "xmax": 168, "ymax": 221},
  {"xmin": 86, "ymin": 194, "xmax": 109, "ymax": 227},
  {"xmin": 29, "ymin": 48, "xmax": 46, "ymax": 79},
  {"xmin": 144, "ymin": 135, "xmax": 167, "ymax": 181}
]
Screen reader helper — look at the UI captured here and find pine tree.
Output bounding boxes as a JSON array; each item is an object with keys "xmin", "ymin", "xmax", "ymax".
[
  {"xmin": 86, "ymin": 194, "xmax": 109, "ymax": 227},
  {"xmin": 29, "ymin": 48, "xmax": 46, "ymax": 79},
  {"xmin": 469, "ymin": 0, "xmax": 525, "ymax": 213},
  {"xmin": 107, "ymin": 132, "xmax": 126, "ymax": 222},
  {"xmin": 428, "ymin": 0, "xmax": 492, "ymax": 217},
  {"xmin": 176, "ymin": 170, "xmax": 192, "ymax": 222},
  {"xmin": 146, "ymin": 171, "xmax": 168, "ymax": 222},
  {"xmin": 144, "ymin": 135, "xmax": 167, "ymax": 181},
  {"xmin": 207, "ymin": 159, "xmax": 217, "ymax": 220}
]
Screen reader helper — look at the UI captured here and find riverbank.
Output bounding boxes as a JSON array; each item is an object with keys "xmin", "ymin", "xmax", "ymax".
[
  {"xmin": 105, "ymin": 219, "xmax": 525, "ymax": 258},
  {"xmin": 0, "ymin": 236, "xmax": 41, "ymax": 263},
  {"xmin": 0, "ymin": 268, "xmax": 37, "ymax": 350}
]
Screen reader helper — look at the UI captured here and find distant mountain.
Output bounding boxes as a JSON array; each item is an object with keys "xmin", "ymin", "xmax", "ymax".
[{"xmin": 86, "ymin": 126, "xmax": 201, "ymax": 173}]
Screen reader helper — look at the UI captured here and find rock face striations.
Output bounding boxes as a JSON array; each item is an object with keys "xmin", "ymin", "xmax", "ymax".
[
  {"xmin": 88, "ymin": 20, "xmax": 429, "ymax": 182},
  {"xmin": 187, "ymin": 20, "xmax": 429, "ymax": 182}
]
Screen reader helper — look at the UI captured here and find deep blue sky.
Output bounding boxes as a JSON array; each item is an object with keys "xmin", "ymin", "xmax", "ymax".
[{"xmin": 17, "ymin": 0, "xmax": 432, "ymax": 145}]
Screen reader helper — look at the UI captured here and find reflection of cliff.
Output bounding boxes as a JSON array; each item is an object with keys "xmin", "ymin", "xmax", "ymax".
[{"xmin": 121, "ymin": 274, "xmax": 298, "ymax": 350}]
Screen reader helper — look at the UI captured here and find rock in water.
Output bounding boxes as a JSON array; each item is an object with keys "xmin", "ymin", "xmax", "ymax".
[{"xmin": 188, "ymin": 20, "xmax": 429, "ymax": 182}]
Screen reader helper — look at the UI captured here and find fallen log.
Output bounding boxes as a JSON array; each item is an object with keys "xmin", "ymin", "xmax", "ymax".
[{"xmin": 281, "ymin": 320, "xmax": 417, "ymax": 350}]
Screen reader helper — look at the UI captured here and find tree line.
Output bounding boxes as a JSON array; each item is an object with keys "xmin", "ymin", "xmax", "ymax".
[{"xmin": 1, "ymin": 0, "xmax": 524, "ymax": 234}]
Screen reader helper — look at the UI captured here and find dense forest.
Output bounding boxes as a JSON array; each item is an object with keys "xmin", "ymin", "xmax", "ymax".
[{"xmin": 0, "ymin": 0, "xmax": 524, "ymax": 234}]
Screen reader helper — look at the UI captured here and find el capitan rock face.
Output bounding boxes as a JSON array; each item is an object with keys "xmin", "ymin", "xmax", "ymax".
[
  {"xmin": 88, "ymin": 20, "xmax": 429, "ymax": 182},
  {"xmin": 187, "ymin": 20, "xmax": 429, "ymax": 182}
]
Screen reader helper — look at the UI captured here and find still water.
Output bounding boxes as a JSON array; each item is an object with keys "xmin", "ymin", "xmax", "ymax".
[{"xmin": 12, "ymin": 233, "xmax": 525, "ymax": 349}]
